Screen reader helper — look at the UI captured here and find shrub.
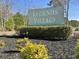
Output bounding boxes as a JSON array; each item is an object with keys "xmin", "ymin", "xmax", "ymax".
[
  {"xmin": 13, "ymin": 12, "xmax": 25, "ymax": 30},
  {"xmin": 16, "ymin": 38, "xmax": 49, "ymax": 59},
  {"xmin": 0, "ymin": 40, "xmax": 5, "ymax": 48},
  {"xmin": 5, "ymin": 18, "xmax": 14, "ymax": 31},
  {"xmin": 27, "ymin": 26, "xmax": 72, "ymax": 40},
  {"xmin": 75, "ymin": 39, "xmax": 79, "ymax": 59}
]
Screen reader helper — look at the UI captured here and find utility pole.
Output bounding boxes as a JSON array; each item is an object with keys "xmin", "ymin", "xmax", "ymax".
[
  {"xmin": 64, "ymin": 0, "xmax": 70, "ymax": 25},
  {"xmin": 67, "ymin": 0, "xmax": 69, "ymax": 20}
]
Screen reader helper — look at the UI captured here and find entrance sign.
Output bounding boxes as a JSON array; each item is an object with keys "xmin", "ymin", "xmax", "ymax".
[{"xmin": 27, "ymin": 6, "xmax": 64, "ymax": 26}]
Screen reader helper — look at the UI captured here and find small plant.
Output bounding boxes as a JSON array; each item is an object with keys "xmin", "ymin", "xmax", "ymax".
[
  {"xmin": 75, "ymin": 39, "xmax": 79, "ymax": 59},
  {"xmin": 0, "ymin": 40, "xmax": 5, "ymax": 48},
  {"xmin": 16, "ymin": 38, "xmax": 49, "ymax": 59}
]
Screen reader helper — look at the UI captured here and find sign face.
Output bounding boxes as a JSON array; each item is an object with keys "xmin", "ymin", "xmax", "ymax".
[{"xmin": 27, "ymin": 6, "xmax": 64, "ymax": 26}]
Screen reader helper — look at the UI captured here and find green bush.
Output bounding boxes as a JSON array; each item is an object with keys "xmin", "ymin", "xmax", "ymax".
[
  {"xmin": 5, "ymin": 18, "xmax": 14, "ymax": 31},
  {"xmin": 13, "ymin": 12, "xmax": 25, "ymax": 30},
  {"xmin": 27, "ymin": 26, "xmax": 72, "ymax": 40},
  {"xmin": 75, "ymin": 39, "xmax": 79, "ymax": 59},
  {"xmin": 16, "ymin": 38, "xmax": 49, "ymax": 59}
]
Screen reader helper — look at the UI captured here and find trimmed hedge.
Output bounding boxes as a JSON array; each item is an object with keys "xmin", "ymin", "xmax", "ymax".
[
  {"xmin": 18, "ymin": 26, "xmax": 72, "ymax": 40},
  {"xmin": 27, "ymin": 26, "xmax": 72, "ymax": 40}
]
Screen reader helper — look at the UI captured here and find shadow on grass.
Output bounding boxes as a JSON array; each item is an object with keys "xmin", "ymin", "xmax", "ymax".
[
  {"xmin": 0, "ymin": 35, "xmax": 67, "ymax": 41},
  {"xmin": 2, "ymin": 50, "xmax": 20, "ymax": 53},
  {"xmin": 0, "ymin": 35, "xmax": 27, "ymax": 38},
  {"xmin": 6, "ymin": 35, "xmax": 28, "ymax": 38}
]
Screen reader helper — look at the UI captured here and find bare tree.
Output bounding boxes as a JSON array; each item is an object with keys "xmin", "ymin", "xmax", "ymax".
[{"xmin": 0, "ymin": 0, "xmax": 11, "ymax": 31}]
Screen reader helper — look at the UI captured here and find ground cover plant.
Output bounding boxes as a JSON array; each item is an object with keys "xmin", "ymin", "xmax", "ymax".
[{"xmin": 16, "ymin": 38, "xmax": 49, "ymax": 59}]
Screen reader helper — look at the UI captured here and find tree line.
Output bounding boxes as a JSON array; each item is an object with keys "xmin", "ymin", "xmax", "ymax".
[
  {"xmin": 0, "ymin": 12, "xmax": 27, "ymax": 31},
  {"xmin": 65, "ymin": 18, "xmax": 79, "ymax": 27},
  {"xmin": 68, "ymin": 20, "xmax": 79, "ymax": 27}
]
